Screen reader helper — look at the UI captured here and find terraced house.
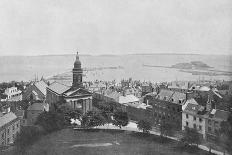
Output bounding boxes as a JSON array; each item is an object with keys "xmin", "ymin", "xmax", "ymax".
[{"xmin": 150, "ymin": 89, "xmax": 186, "ymax": 130}]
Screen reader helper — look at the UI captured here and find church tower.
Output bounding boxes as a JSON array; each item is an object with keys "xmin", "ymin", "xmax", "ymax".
[{"xmin": 72, "ymin": 52, "xmax": 83, "ymax": 88}]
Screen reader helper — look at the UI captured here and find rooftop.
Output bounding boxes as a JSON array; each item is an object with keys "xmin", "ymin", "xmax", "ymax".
[
  {"xmin": 34, "ymin": 80, "xmax": 48, "ymax": 95},
  {"xmin": 0, "ymin": 112, "xmax": 17, "ymax": 128},
  {"xmin": 48, "ymin": 82, "xmax": 70, "ymax": 95}
]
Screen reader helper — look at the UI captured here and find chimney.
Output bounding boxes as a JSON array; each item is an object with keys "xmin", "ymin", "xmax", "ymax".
[{"xmin": 186, "ymin": 91, "xmax": 194, "ymax": 100}]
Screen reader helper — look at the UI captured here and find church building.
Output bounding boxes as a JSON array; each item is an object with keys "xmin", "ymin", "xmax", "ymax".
[{"xmin": 46, "ymin": 52, "xmax": 92, "ymax": 113}]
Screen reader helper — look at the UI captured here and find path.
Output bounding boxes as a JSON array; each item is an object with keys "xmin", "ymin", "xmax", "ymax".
[{"xmin": 75, "ymin": 121, "xmax": 228, "ymax": 155}]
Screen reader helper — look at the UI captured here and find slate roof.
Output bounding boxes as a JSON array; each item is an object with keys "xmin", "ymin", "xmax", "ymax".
[
  {"xmin": 48, "ymin": 82, "xmax": 70, "ymax": 95},
  {"xmin": 156, "ymin": 89, "xmax": 174, "ymax": 101},
  {"xmin": 119, "ymin": 95, "xmax": 139, "ymax": 104},
  {"xmin": 64, "ymin": 88, "xmax": 92, "ymax": 97},
  {"xmin": 34, "ymin": 80, "xmax": 48, "ymax": 96},
  {"xmin": 0, "ymin": 112, "xmax": 17, "ymax": 128},
  {"xmin": 156, "ymin": 89, "xmax": 185, "ymax": 105},
  {"xmin": 209, "ymin": 109, "xmax": 230, "ymax": 121},
  {"xmin": 170, "ymin": 91, "xmax": 186, "ymax": 104}
]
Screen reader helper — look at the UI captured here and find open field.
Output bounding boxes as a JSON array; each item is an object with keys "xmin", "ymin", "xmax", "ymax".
[{"xmin": 5, "ymin": 128, "xmax": 213, "ymax": 155}]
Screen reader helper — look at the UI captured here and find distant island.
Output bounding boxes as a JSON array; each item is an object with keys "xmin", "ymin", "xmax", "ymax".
[
  {"xmin": 143, "ymin": 61, "xmax": 232, "ymax": 76},
  {"xmin": 171, "ymin": 61, "xmax": 212, "ymax": 70}
]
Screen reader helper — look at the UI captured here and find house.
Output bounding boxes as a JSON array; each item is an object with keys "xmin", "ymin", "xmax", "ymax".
[
  {"xmin": 141, "ymin": 83, "xmax": 153, "ymax": 96},
  {"xmin": 26, "ymin": 102, "xmax": 49, "ymax": 125},
  {"xmin": 150, "ymin": 89, "xmax": 186, "ymax": 130},
  {"xmin": 3, "ymin": 87, "xmax": 22, "ymax": 101},
  {"xmin": 23, "ymin": 80, "xmax": 48, "ymax": 101},
  {"xmin": 46, "ymin": 52, "xmax": 93, "ymax": 114},
  {"xmin": 0, "ymin": 112, "xmax": 20, "ymax": 146},
  {"xmin": 182, "ymin": 98, "xmax": 207, "ymax": 139},
  {"xmin": 206, "ymin": 109, "xmax": 230, "ymax": 142}
]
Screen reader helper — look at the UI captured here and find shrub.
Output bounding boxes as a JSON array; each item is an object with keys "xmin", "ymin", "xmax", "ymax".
[{"xmin": 137, "ymin": 120, "xmax": 152, "ymax": 133}]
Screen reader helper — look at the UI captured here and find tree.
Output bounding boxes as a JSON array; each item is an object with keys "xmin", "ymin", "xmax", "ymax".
[
  {"xmin": 160, "ymin": 121, "xmax": 175, "ymax": 137},
  {"xmin": 81, "ymin": 111, "xmax": 106, "ymax": 128},
  {"xmin": 57, "ymin": 105, "xmax": 83, "ymax": 125},
  {"xmin": 112, "ymin": 111, "xmax": 129, "ymax": 128},
  {"xmin": 15, "ymin": 126, "xmax": 43, "ymax": 154},
  {"xmin": 35, "ymin": 111, "xmax": 66, "ymax": 133},
  {"xmin": 220, "ymin": 113, "xmax": 232, "ymax": 155},
  {"xmin": 137, "ymin": 120, "xmax": 152, "ymax": 133},
  {"xmin": 181, "ymin": 127, "xmax": 201, "ymax": 146}
]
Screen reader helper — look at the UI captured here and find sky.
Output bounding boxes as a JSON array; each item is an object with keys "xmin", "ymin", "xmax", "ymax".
[{"xmin": 0, "ymin": 0, "xmax": 231, "ymax": 56}]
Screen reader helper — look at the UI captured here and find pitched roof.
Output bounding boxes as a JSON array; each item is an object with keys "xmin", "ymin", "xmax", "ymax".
[
  {"xmin": 209, "ymin": 109, "xmax": 230, "ymax": 121},
  {"xmin": 48, "ymin": 82, "xmax": 70, "ymax": 95},
  {"xmin": 0, "ymin": 112, "xmax": 17, "ymax": 128},
  {"xmin": 34, "ymin": 80, "xmax": 48, "ymax": 96},
  {"xmin": 156, "ymin": 89, "xmax": 174, "ymax": 101},
  {"xmin": 119, "ymin": 95, "xmax": 139, "ymax": 104},
  {"xmin": 171, "ymin": 91, "xmax": 186, "ymax": 104},
  {"xmin": 27, "ymin": 102, "xmax": 49, "ymax": 111},
  {"xmin": 64, "ymin": 88, "xmax": 92, "ymax": 97},
  {"xmin": 183, "ymin": 101, "xmax": 204, "ymax": 115}
]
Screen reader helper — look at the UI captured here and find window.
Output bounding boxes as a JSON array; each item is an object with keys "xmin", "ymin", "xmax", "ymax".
[
  {"xmin": 7, "ymin": 129, "xmax": 10, "ymax": 134},
  {"xmin": 186, "ymin": 121, "xmax": 189, "ymax": 127},
  {"xmin": 208, "ymin": 120, "xmax": 212, "ymax": 125},
  {"xmin": 17, "ymin": 123, "xmax": 19, "ymax": 128},
  {"xmin": 193, "ymin": 124, "xmax": 196, "ymax": 129},
  {"xmin": 186, "ymin": 114, "xmax": 189, "ymax": 119},
  {"xmin": 199, "ymin": 125, "xmax": 202, "ymax": 131},
  {"xmin": 193, "ymin": 116, "xmax": 196, "ymax": 121},
  {"xmin": 214, "ymin": 121, "xmax": 219, "ymax": 127},
  {"xmin": 2, "ymin": 133, "xmax": 4, "ymax": 139},
  {"xmin": 7, "ymin": 138, "xmax": 9, "ymax": 143},
  {"xmin": 199, "ymin": 118, "xmax": 202, "ymax": 122},
  {"xmin": 12, "ymin": 125, "xmax": 15, "ymax": 131},
  {"xmin": 208, "ymin": 127, "xmax": 212, "ymax": 133}
]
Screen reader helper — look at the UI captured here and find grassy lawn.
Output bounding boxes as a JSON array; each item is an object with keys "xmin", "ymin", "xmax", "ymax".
[{"xmin": 6, "ymin": 128, "xmax": 212, "ymax": 155}]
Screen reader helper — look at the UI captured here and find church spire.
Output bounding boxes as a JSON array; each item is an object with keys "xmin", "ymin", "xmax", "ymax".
[{"xmin": 72, "ymin": 51, "xmax": 83, "ymax": 88}]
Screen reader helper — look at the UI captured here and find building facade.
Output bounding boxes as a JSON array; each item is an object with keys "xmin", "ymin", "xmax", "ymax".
[
  {"xmin": 23, "ymin": 80, "xmax": 48, "ymax": 101},
  {"xmin": 3, "ymin": 87, "xmax": 22, "ymax": 101},
  {"xmin": 0, "ymin": 112, "xmax": 20, "ymax": 146},
  {"xmin": 149, "ymin": 89, "xmax": 185, "ymax": 130},
  {"xmin": 182, "ymin": 98, "xmax": 207, "ymax": 139}
]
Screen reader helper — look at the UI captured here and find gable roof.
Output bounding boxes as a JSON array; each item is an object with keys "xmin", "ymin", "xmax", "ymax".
[
  {"xmin": 63, "ymin": 88, "xmax": 92, "ymax": 97},
  {"xmin": 156, "ymin": 89, "xmax": 174, "ymax": 101},
  {"xmin": 47, "ymin": 82, "xmax": 70, "ymax": 95},
  {"xmin": 209, "ymin": 109, "xmax": 230, "ymax": 121},
  {"xmin": 34, "ymin": 80, "xmax": 48, "ymax": 96},
  {"xmin": 0, "ymin": 112, "xmax": 17, "ymax": 128}
]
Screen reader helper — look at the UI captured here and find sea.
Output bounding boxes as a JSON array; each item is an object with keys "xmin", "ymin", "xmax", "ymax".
[{"xmin": 0, "ymin": 54, "xmax": 231, "ymax": 83}]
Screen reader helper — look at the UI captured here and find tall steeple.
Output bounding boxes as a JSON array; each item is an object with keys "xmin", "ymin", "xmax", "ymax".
[{"xmin": 72, "ymin": 51, "xmax": 83, "ymax": 88}]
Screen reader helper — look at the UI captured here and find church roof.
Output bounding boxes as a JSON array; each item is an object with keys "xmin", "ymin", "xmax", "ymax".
[
  {"xmin": 63, "ymin": 88, "xmax": 92, "ymax": 97},
  {"xmin": 34, "ymin": 80, "xmax": 48, "ymax": 96},
  {"xmin": 48, "ymin": 82, "xmax": 70, "ymax": 95}
]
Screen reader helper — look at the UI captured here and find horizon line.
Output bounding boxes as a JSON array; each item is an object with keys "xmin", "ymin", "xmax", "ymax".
[{"xmin": 0, "ymin": 52, "xmax": 231, "ymax": 57}]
